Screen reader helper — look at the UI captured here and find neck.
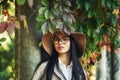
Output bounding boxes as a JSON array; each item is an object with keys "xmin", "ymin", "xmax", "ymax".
[{"xmin": 59, "ymin": 52, "xmax": 71, "ymax": 66}]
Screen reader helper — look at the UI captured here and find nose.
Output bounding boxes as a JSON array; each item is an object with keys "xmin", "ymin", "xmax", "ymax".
[{"xmin": 58, "ymin": 40, "xmax": 63, "ymax": 44}]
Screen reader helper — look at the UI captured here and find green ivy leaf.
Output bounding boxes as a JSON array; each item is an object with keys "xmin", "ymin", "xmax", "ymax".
[
  {"xmin": 107, "ymin": 0, "xmax": 112, "ymax": 9},
  {"xmin": 115, "ymin": 38, "xmax": 120, "ymax": 47},
  {"xmin": 97, "ymin": 18, "xmax": 103, "ymax": 26},
  {"xmin": 63, "ymin": 26, "xmax": 73, "ymax": 34},
  {"xmin": 16, "ymin": 0, "xmax": 26, "ymax": 5},
  {"xmin": 85, "ymin": 2, "xmax": 91, "ymax": 11},
  {"xmin": 45, "ymin": 10, "xmax": 54, "ymax": 20},
  {"xmin": 93, "ymin": 32, "xmax": 97, "ymax": 40},
  {"xmin": 48, "ymin": 21, "xmax": 56, "ymax": 33},
  {"xmin": 45, "ymin": 10, "xmax": 49, "ymax": 19},
  {"xmin": 111, "ymin": 16, "xmax": 117, "ymax": 26},
  {"xmin": 77, "ymin": 4, "xmax": 81, "ymax": 9},
  {"xmin": 39, "ymin": 7, "xmax": 47, "ymax": 15},
  {"xmin": 88, "ymin": 10, "xmax": 93, "ymax": 18},
  {"xmin": 54, "ymin": 3, "xmax": 59, "ymax": 9},
  {"xmin": 41, "ymin": 0, "xmax": 49, "ymax": 6},
  {"xmin": 36, "ymin": 15, "xmax": 45, "ymax": 22},
  {"xmin": 76, "ymin": 0, "xmax": 84, "ymax": 9},
  {"xmin": 79, "ymin": 25, "xmax": 84, "ymax": 33},
  {"xmin": 102, "ymin": 0, "xmax": 106, "ymax": 6},
  {"xmin": 41, "ymin": 22, "xmax": 49, "ymax": 34},
  {"xmin": 59, "ymin": 5, "xmax": 63, "ymax": 13},
  {"xmin": 0, "ymin": 37, "xmax": 6, "ymax": 42},
  {"xmin": 51, "ymin": 8, "xmax": 59, "ymax": 15},
  {"xmin": 64, "ymin": 0, "xmax": 71, "ymax": 6},
  {"xmin": 100, "ymin": 26, "xmax": 108, "ymax": 35},
  {"xmin": 87, "ymin": 29, "xmax": 92, "ymax": 37},
  {"xmin": 63, "ymin": 14, "xmax": 73, "ymax": 25},
  {"xmin": 106, "ymin": 12, "xmax": 111, "ymax": 19}
]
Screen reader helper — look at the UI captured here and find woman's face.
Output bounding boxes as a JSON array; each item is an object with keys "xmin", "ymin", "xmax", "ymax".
[{"xmin": 53, "ymin": 33, "xmax": 71, "ymax": 55}]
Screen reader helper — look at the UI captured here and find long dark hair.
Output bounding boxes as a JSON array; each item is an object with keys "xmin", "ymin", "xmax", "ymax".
[
  {"xmin": 44, "ymin": 36, "xmax": 86, "ymax": 80},
  {"xmin": 70, "ymin": 36, "xmax": 86, "ymax": 80},
  {"xmin": 45, "ymin": 44, "xmax": 58, "ymax": 80}
]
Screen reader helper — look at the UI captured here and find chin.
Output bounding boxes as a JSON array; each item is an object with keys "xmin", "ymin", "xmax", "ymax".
[{"xmin": 58, "ymin": 51, "xmax": 67, "ymax": 54}]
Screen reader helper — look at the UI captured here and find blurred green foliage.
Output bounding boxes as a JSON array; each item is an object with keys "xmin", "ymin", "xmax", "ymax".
[
  {"xmin": 75, "ymin": 0, "xmax": 120, "ymax": 52},
  {"xmin": 0, "ymin": 37, "xmax": 6, "ymax": 46},
  {"xmin": 0, "ymin": 43, "xmax": 14, "ymax": 80}
]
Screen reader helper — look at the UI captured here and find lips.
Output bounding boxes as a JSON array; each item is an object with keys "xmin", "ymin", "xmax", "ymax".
[{"xmin": 57, "ymin": 46, "xmax": 64, "ymax": 50}]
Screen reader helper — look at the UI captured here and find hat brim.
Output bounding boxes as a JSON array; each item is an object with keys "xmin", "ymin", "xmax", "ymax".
[
  {"xmin": 70, "ymin": 33, "xmax": 86, "ymax": 57},
  {"xmin": 42, "ymin": 31, "xmax": 86, "ymax": 57}
]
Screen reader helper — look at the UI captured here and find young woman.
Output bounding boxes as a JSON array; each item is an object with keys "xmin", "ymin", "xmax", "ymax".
[{"xmin": 32, "ymin": 30, "xmax": 87, "ymax": 80}]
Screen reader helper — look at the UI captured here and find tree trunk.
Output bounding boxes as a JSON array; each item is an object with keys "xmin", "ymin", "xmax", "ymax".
[
  {"xmin": 96, "ymin": 45, "xmax": 120, "ymax": 80},
  {"xmin": 114, "ymin": 48, "xmax": 120, "ymax": 80},
  {"xmin": 114, "ymin": 31, "xmax": 120, "ymax": 80},
  {"xmin": 96, "ymin": 46, "xmax": 111, "ymax": 80},
  {"xmin": 15, "ymin": 0, "xmax": 41, "ymax": 80}
]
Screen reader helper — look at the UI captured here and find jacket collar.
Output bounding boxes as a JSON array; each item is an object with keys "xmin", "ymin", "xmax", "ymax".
[
  {"xmin": 54, "ymin": 64, "xmax": 66, "ymax": 80},
  {"xmin": 54, "ymin": 65, "xmax": 76, "ymax": 80}
]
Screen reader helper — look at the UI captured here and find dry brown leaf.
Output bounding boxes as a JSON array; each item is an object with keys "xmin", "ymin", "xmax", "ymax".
[{"xmin": 27, "ymin": 0, "xmax": 33, "ymax": 8}]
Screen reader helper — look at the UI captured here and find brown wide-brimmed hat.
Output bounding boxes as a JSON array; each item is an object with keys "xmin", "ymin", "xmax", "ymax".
[{"xmin": 42, "ymin": 30, "xmax": 86, "ymax": 57}]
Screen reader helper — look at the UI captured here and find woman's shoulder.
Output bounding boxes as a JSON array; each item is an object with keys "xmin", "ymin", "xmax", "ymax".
[
  {"xmin": 34, "ymin": 60, "xmax": 49, "ymax": 73},
  {"xmin": 32, "ymin": 61, "xmax": 49, "ymax": 80},
  {"xmin": 38, "ymin": 60, "xmax": 49, "ymax": 69}
]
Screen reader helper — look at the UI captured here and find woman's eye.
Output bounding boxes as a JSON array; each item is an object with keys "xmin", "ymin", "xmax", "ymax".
[
  {"xmin": 54, "ymin": 38, "xmax": 59, "ymax": 41},
  {"xmin": 63, "ymin": 37, "xmax": 69, "ymax": 41}
]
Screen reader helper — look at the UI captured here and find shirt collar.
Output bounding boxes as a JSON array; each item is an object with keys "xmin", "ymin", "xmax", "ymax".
[{"xmin": 58, "ymin": 57, "xmax": 73, "ymax": 68}]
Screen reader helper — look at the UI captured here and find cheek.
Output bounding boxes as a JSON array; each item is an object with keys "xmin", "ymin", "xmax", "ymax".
[
  {"xmin": 54, "ymin": 44, "xmax": 58, "ymax": 51},
  {"xmin": 66, "ymin": 42, "xmax": 71, "ymax": 50}
]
